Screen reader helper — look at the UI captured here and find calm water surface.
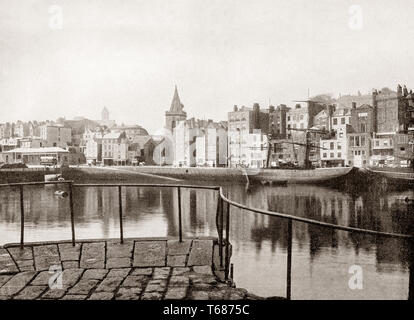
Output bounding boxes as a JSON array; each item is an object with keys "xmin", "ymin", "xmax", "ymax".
[{"xmin": 0, "ymin": 181, "xmax": 412, "ymax": 300}]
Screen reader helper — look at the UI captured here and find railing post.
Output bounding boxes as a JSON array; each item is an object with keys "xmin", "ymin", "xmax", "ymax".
[
  {"xmin": 19, "ymin": 185, "xmax": 24, "ymax": 249},
  {"xmin": 220, "ymin": 198, "xmax": 224, "ymax": 268},
  {"xmin": 225, "ymin": 201, "xmax": 230, "ymax": 280},
  {"xmin": 408, "ymin": 238, "xmax": 414, "ymax": 300},
  {"xmin": 286, "ymin": 219, "xmax": 293, "ymax": 300},
  {"xmin": 177, "ymin": 186, "xmax": 182, "ymax": 242},
  {"xmin": 118, "ymin": 185, "xmax": 124, "ymax": 244},
  {"xmin": 69, "ymin": 182, "xmax": 76, "ymax": 246}
]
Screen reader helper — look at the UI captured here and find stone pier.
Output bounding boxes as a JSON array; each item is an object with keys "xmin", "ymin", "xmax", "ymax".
[{"xmin": 0, "ymin": 237, "xmax": 262, "ymax": 300}]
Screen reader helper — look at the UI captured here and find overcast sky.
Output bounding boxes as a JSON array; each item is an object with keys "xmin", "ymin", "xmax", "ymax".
[{"xmin": 1, "ymin": 0, "xmax": 414, "ymax": 134}]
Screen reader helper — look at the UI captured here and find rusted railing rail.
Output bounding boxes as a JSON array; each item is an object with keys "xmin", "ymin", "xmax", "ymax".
[{"xmin": 0, "ymin": 180, "xmax": 412, "ymax": 300}]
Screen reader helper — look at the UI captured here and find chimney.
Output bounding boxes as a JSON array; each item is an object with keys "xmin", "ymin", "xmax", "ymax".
[
  {"xmin": 269, "ymin": 105, "xmax": 275, "ymax": 113},
  {"xmin": 403, "ymin": 85, "xmax": 409, "ymax": 96},
  {"xmin": 233, "ymin": 105, "xmax": 238, "ymax": 112},
  {"xmin": 352, "ymin": 102, "xmax": 356, "ymax": 109}
]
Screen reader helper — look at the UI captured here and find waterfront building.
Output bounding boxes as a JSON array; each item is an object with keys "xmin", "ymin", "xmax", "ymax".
[
  {"xmin": 0, "ymin": 137, "xmax": 20, "ymax": 152},
  {"xmin": 346, "ymin": 103, "xmax": 376, "ymax": 167},
  {"xmin": 373, "ymin": 85, "xmax": 413, "ymax": 133},
  {"xmin": 83, "ymin": 129, "xmax": 105, "ymax": 165},
  {"xmin": 128, "ymin": 135, "xmax": 157, "ymax": 165},
  {"xmin": 370, "ymin": 132, "xmax": 395, "ymax": 166},
  {"xmin": 228, "ymin": 103, "xmax": 269, "ymax": 167},
  {"xmin": 101, "ymin": 131, "xmax": 129, "ymax": 166},
  {"xmin": 320, "ymin": 126, "xmax": 350, "ymax": 167},
  {"xmin": 165, "ymin": 86, "xmax": 187, "ymax": 132},
  {"xmin": 40, "ymin": 124, "xmax": 72, "ymax": 148},
  {"xmin": 195, "ymin": 121, "xmax": 228, "ymax": 167},
  {"xmin": 245, "ymin": 129, "xmax": 268, "ymax": 168},
  {"xmin": 2, "ymin": 147, "xmax": 69, "ymax": 165},
  {"xmin": 393, "ymin": 132, "xmax": 414, "ymax": 167}
]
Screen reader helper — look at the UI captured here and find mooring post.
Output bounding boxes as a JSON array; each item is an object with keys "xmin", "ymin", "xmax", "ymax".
[
  {"xmin": 177, "ymin": 186, "xmax": 182, "ymax": 242},
  {"xmin": 69, "ymin": 182, "xmax": 76, "ymax": 246},
  {"xmin": 19, "ymin": 184, "xmax": 24, "ymax": 249},
  {"xmin": 286, "ymin": 219, "xmax": 293, "ymax": 300},
  {"xmin": 118, "ymin": 185, "xmax": 124, "ymax": 244}
]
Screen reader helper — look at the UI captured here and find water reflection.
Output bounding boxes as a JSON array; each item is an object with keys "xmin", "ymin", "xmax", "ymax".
[{"xmin": 0, "ymin": 182, "xmax": 412, "ymax": 299}]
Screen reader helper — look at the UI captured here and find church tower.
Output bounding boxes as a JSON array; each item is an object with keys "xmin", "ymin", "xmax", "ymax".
[
  {"xmin": 101, "ymin": 107, "xmax": 109, "ymax": 121},
  {"xmin": 165, "ymin": 85, "xmax": 187, "ymax": 132}
]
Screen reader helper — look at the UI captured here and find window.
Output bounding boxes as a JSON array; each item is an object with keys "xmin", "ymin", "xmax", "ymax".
[
  {"xmin": 333, "ymin": 118, "xmax": 338, "ymax": 125},
  {"xmin": 337, "ymin": 143, "xmax": 341, "ymax": 150},
  {"xmin": 323, "ymin": 153, "xmax": 327, "ymax": 158},
  {"xmin": 350, "ymin": 137, "xmax": 355, "ymax": 147},
  {"xmin": 361, "ymin": 136, "xmax": 365, "ymax": 146},
  {"xmin": 337, "ymin": 152, "xmax": 341, "ymax": 158},
  {"xmin": 330, "ymin": 153, "xmax": 334, "ymax": 158},
  {"xmin": 376, "ymin": 140, "xmax": 379, "ymax": 147},
  {"xmin": 341, "ymin": 117, "xmax": 345, "ymax": 124},
  {"xmin": 330, "ymin": 142, "xmax": 334, "ymax": 150},
  {"xmin": 360, "ymin": 123, "xmax": 366, "ymax": 132},
  {"xmin": 355, "ymin": 136, "xmax": 360, "ymax": 147}
]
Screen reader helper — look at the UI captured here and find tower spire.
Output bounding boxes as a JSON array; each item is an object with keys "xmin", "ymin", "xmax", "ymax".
[{"xmin": 170, "ymin": 85, "xmax": 183, "ymax": 112}]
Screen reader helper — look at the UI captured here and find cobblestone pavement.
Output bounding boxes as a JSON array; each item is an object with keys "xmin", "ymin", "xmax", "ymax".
[{"xmin": 0, "ymin": 238, "xmax": 263, "ymax": 300}]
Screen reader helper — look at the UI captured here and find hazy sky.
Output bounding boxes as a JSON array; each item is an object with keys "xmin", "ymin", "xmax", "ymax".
[{"xmin": 1, "ymin": 0, "xmax": 414, "ymax": 134}]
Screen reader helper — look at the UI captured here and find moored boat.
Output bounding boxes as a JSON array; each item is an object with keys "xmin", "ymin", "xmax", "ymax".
[
  {"xmin": 366, "ymin": 167, "xmax": 414, "ymax": 182},
  {"xmin": 250, "ymin": 166, "xmax": 354, "ymax": 184}
]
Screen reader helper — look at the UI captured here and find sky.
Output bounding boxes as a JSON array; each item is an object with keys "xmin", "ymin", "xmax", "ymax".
[{"xmin": 1, "ymin": 0, "xmax": 414, "ymax": 134}]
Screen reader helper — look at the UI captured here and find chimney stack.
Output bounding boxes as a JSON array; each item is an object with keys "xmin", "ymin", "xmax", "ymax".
[
  {"xmin": 233, "ymin": 105, "xmax": 238, "ymax": 112},
  {"xmin": 352, "ymin": 102, "xmax": 356, "ymax": 109}
]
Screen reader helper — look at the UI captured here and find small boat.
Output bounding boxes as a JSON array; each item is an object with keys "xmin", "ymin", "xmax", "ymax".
[
  {"xmin": 54, "ymin": 190, "xmax": 68, "ymax": 198},
  {"xmin": 44, "ymin": 174, "xmax": 65, "ymax": 182}
]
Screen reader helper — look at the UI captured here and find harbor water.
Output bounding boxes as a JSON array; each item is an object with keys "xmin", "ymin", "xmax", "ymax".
[{"xmin": 0, "ymin": 180, "xmax": 412, "ymax": 299}]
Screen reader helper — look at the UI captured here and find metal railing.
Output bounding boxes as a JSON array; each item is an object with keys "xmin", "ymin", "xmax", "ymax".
[{"xmin": 0, "ymin": 180, "xmax": 412, "ymax": 300}]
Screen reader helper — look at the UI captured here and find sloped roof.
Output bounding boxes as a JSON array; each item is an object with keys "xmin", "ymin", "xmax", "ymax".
[
  {"xmin": 131, "ymin": 135, "xmax": 153, "ymax": 147},
  {"xmin": 169, "ymin": 85, "xmax": 185, "ymax": 113}
]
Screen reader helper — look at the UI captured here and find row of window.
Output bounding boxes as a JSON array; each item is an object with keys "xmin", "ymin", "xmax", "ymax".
[{"xmin": 322, "ymin": 152, "xmax": 342, "ymax": 159}]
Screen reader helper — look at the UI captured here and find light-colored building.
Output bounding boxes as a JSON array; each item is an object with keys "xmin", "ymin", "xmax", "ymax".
[
  {"xmin": 245, "ymin": 129, "xmax": 268, "ymax": 168},
  {"xmin": 101, "ymin": 131, "xmax": 129, "ymax": 165},
  {"xmin": 320, "ymin": 129, "xmax": 349, "ymax": 167},
  {"xmin": 83, "ymin": 129, "xmax": 105, "ymax": 165},
  {"xmin": 19, "ymin": 137, "xmax": 43, "ymax": 149},
  {"xmin": 195, "ymin": 122, "xmax": 227, "ymax": 167},
  {"xmin": 2, "ymin": 147, "xmax": 69, "ymax": 165},
  {"xmin": 40, "ymin": 124, "xmax": 72, "ymax": 148},
  {"xmin": 173, "ymin": 118, "xmax": 202, "ymax": 167}
]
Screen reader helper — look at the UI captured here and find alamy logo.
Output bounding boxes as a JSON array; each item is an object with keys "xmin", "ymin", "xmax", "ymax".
[
  {"xmin": 48, "ymin": 265, "xmax": 63, "ymax": 290},
  {"xmin": 348, "ymin": 5, "xmax": 363, "ymax": 30},
  {"xmin": 48, "ymin": 5, "xmax": 63, "ymax": 30},
  {"xmin": 348, "ymin": 265, "xmax": 363, "ymax": 290}
]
